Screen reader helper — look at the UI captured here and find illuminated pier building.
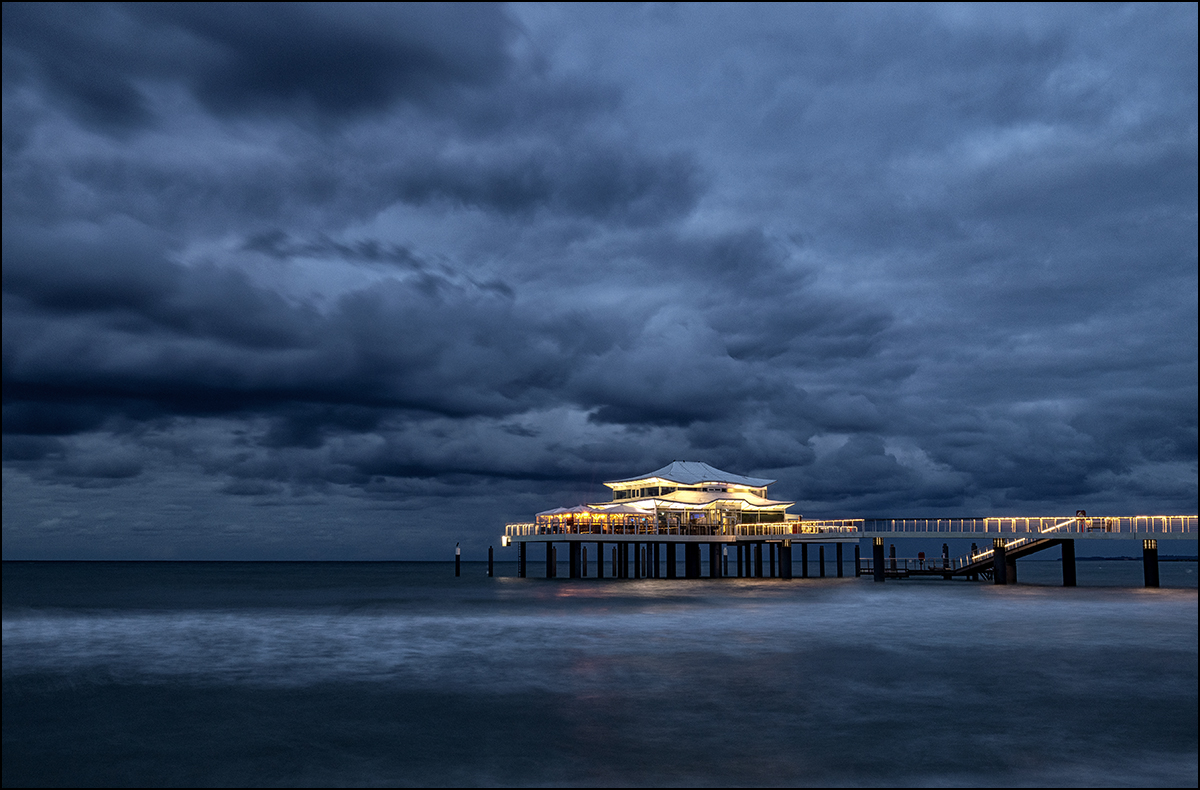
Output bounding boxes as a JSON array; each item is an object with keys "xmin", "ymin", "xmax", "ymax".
[
  {"xmin": 501, "ymin": 461, "xmax": 1197, "ymax": 586},
  {"xmin": 503, "ymin": 461, "xmax": 857, "ymax": 579}
]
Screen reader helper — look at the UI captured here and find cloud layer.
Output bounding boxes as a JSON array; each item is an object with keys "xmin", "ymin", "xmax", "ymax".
[{"xmin": 3, "ymin": 3, "xmax": 1196, "ymax": 558}]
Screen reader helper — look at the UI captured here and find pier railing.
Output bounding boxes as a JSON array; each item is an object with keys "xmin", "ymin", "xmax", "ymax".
[
  {"xmin": 861, "ymin": 516, "xmax": 1196, "ymax": 535},
  {"xmin": 505, "ymin": 515, "xmax": 1197, "ymax": 539}
]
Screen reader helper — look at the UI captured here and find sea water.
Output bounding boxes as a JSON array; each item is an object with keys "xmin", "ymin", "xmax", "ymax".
[{"xmin": 3, "ymin": 561, "xmax": 1197, "ymax": 786}]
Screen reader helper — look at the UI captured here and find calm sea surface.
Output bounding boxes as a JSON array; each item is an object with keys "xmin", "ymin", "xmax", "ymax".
[{"xmin": 3, "ymin": 560, "xmax": 1197, "ymax": 787}]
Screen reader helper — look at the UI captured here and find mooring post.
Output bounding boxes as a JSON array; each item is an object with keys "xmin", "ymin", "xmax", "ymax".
[
  {"xmin": 455, "ymin": 542, "xmax": 461, "ymax": 577},
  {"xmin": 873, "ymin": 537, "xmax": 885, "ymax": 582},
  {"xmin": 518, "ymin": 541, "xmax": 526, "ymax": 578},
  {"xmin": 780, "ymin": 540, "xmax": 793, "ymax": 579},
  {"xmin": 801, "ymin": 542, "xmax": 809, "ymax": 578},
  {"xmin": 488, "ymin": 546, "xmax": 494, "ymax": 577},
  {"xmin": 1060, "ymin": 539, "xmax": 1075, "ymax": 586},
  {"xmin": 666, "ymin": 543, "xmax": 677, "ymax": 578},
  {"xmin": 992, "ymin": 538, "xmax": 1007, "ymax": 585},
  {"xmin": 569, "ymin": 541, "xmax": 581, "ymax": 579},
  {"xmin": 709, "ymin": 543, "xmax": 720, "ymax": 578},
  {"xmin": 854, "ymin": 543, "xmax": 861, "ymax": 577},
  {"xmin": 1143, "ymin": 539, "xmax": 1160, "ymax": 588}
]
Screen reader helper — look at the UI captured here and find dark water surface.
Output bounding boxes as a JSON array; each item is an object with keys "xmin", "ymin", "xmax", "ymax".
[{"xmin": 4, "ymin": 561, "xmax": 1197, "ymax": 787}]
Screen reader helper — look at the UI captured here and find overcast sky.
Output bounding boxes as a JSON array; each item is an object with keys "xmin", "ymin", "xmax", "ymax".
[{"xmin": 3, "ymin": 3, "xmax": 1196, "ymax": 559}]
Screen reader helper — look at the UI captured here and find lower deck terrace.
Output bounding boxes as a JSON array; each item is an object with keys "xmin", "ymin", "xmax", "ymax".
[{"xmin": 504, "ymin": 519, "xmax": 862, "ymax": 539}]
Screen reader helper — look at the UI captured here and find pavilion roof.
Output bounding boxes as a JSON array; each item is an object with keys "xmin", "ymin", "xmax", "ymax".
[{"xmin": 604, "ymin": 461, "xmax": 774, "ymax": 488}]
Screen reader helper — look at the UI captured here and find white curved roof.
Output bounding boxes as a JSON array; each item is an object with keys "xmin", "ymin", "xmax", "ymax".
[{"xmin": 605, "ymin": 461, "xmax": 774, "ymax": 488}]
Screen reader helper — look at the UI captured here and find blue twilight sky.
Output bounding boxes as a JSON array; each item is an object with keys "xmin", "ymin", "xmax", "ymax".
[{"xmin": 2, "ymin": 3, "xmax": 1196, "ymax": 559}]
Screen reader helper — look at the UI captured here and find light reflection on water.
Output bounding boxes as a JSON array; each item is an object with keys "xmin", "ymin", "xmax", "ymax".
[{"xmin": 3, "ymin": 562, "xmax": 1197, "ymax": 787}]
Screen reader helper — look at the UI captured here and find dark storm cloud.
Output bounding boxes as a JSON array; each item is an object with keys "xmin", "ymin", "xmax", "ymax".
[
  {"xmin": 3, "ymin": 3, "xmax": 1196, "ymax": 558},
  {"xmin": 3, "ymin": 3, "xmax": 511, "ymax": 129}
]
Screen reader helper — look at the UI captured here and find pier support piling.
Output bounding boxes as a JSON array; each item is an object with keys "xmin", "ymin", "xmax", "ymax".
[
  {"xmin": 769, "ymin": 543, "xmax": 776, "ymax": 578},
  {"xmin": 709, "ymin": 543, "xmax": 721, "ymax": 578},
  {"xmin": 455, "ymin": 543, "xmax": 461, "ymax": 577},
  {"xmin": 547, "ymin": 543, "xmax": 556, "ymax": 579},
  {"xmin": 666, "ymin": 543, "xmax": 677, "ymax": 579},
  {"xmin": 723, "ymin": 546, "xmax": 729, "ymax": 577},
  {"xmin": 612, "ymin": 546, "xmax": 617, "ymax": 578},
  {"xmin": 518, "ymin": 541, "xmax": 526, "ymax": 578},
  {"xmin": 1060, "ymin": 539, "xmax": 1075, "ymax": 587},
  {"xmin": 582, "ymin": 545, "xmax": 587, "ymax": 577},
  {"xmin": 685, "ymin": 543, "xmax": 702, "ymax": 578},
  {"xmin": 992, "ymin": 539, "xmax": 1007, "ymax": 585},
  {"xmin": 569, "ymin": 542, "xmax": 581, "ymax": 579},
  {"xmin": 754, "ymin": 543, "xmax": 764, "ymax": 578},
  {"xmin": 1143, "ymin": 539, "xmax": 1160, "ymax": 588},
  {"xmin": 873, "ymin": 538, "xmax": 885, "ymax": 582},
  {"xmin": 801, "ymin": 543, "xmax": 809, "ymax": 579},
  {"xmin": 597, "ymin": 542, "xmax": 604, "ymax": 578},
  {"xmin": 633, "ymin": 542, "xmax": 641, "ymax": 578},
  {"xmin": 836, "ymin": 543, "xmax": 844, "ymax": 577},
  {"xmin": 819, "ymin": 545, "xmax": 826, "ymax": 577},
  {"xmin": 737, "ymin": 545, "xmax": 744, "ymax": 577},
  {"xmin": 488, "ymin": 546, "xmax": 493, "ymax": 578},
  {"xmin": 780, "ymin": 541, "xmax": 793, "ymax": 579},
  {"xmin": 854, "ymin": 544, "xmax": 861, "ymax": 577}
]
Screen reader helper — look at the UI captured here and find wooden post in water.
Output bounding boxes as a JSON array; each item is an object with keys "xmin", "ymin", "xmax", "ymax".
[
  {"xmin": 769, "ymin": 543, "xmax": 776, "ymax": 577},
  {"xmin": 597, "ymin": 542, "xmax": 604, "ymax": 578},
  {"xmin": 801, "ymin": 543, "xmax": 809, "ymax": 578},
  {"xmin": 518, "ymin": 541, "xmax": 526, "ymax": 578},
  {"xmin": 582, "ymin": 544, "xmax": 588, "ymax": 577},
  {"xmin": 709, "ymin": 542, "xmax": 720, "ymax": 578},
  {"xmin": 819, "ymin": 545, "xmax": 826, "ymax": 577},
  {"xmin": 855, "ymin": 543, "xmax": 861, "ymax": 577},
  {"xmin": 754, "ymin": 543, "xmax": 764, "ymax": 577},
  {"xmin": 872, "ymin": 537, "xmax": 885, "ymax": 582},
  {"xmin": 1143, "ymin": 539, "xmax": 1160, "ymax": 588},
  {"xmin": 836, "ymin": 543, "xmax": 844, "ymax": 577},
  {"xmin": 488, "ymin": 546, "xmax": 493, "ymax": 577},
  {"xmin": 666, "ymin": 543, "xmax": 677, "ymax": 578},
  {"xmin": 780, "ymin": 541, "xmax": 793, "ymax": 580},
  {"xmin": 455, "ymin": 542, "xmax": 461, "ymax": 577}
]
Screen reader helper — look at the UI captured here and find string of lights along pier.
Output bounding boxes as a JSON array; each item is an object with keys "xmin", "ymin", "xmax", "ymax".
[{"xmin": 490, "ymin": 461, "xmax": 1196, "ymax": 588}]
